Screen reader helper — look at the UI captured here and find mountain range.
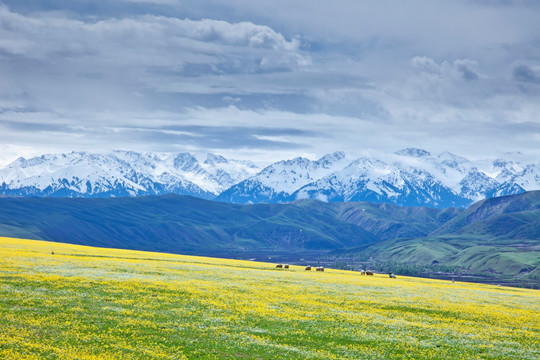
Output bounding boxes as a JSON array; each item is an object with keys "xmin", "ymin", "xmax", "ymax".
[
  {"xmin": 0, "ymin": 191, "xmax": 538, "ymax": 286},
  {"xmin": 1, "ymin": 148, "xmax": 539, "ymax": 208}
]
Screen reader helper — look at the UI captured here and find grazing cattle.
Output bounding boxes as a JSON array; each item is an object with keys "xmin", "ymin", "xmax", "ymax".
[
  {"xmin": 366, "ymin": 271, "xmax": 374, "ymax": 276},
  {"xmin": 389, "ymin": 273, "xmax": 396, "ymax": 278},
  {"xmin": 276, "ymin": 264, "xmax": 283, "ymax": 268},
  {"xmin": 284, "ymin": 264, "xmax": 289, "ymax": 269},
  {"xmin": 316, "ymin": 266, "xmax": 325, "ymax": 272},
  {"xmin": 305, "ymin": 266, "xmax": 312, "ymax": 271},
  {"xmin": 360, "ymin": 271, "xmax": 366, "ymax": 275}
]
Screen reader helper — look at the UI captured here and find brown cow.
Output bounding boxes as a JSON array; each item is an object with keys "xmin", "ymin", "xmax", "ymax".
[
  {"xmin": 366, "ymin": 271, "xmax": 374, "ymax": 276},
  {"xmin": 316, "ymin": 266, "xmax": 325, "ymax": 272},
  {"xmin": 389, "ymin": 273, "xmax": 396, "ymax": 278},
  {"xmin": 276, "ymin": 264, "xmax": 283, "ymax": 268},
  {"xmin": 360, "ymin": 271, "xmax": 366, "ymax": 275},
  {"xmin": 305, "ymin": 266, "xmax": 312, "ymax": 271},
  {"xmin": 284, "ymin": 264, "xmax": 289, "ymax": 269}
]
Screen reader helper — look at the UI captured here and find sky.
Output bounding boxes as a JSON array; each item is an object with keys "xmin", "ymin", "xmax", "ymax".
[{"xmin": 1, "ymin": 0, "xmax": 539, "ymax": 166}]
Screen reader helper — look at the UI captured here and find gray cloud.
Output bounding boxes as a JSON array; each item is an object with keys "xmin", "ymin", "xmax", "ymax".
[
  {"xmin": 0, "ymin": 6, "xmax": 306, "ymax": 69},
  {"xmin": 411, "ymin": 57, "xmax": 480, "ymax": 81},
  {"xmin": 1, "ymin": 1, "xmax": 540, "ymax": 166},
  {"xmin": 124, "ymin": 125, "xmax": 320, "ymax": 150},
  {"xmin": 513, "ymin": 64, "xmax": 539, "ymax": 83},
  {"xmin": 454, "ymin": 59, "xmax": 479, "ymax": 81},
  {"xmin": 121, "ymin": 129, "xmax": 310, "ymax": 150},
  {"xmin": 0, "ymin": 119, "xmax": 75, "ymax": 133}
]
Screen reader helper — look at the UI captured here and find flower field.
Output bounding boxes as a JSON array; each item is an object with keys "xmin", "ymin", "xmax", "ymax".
[{"xmin": 1, "ymin": 237, "xmax": 539, "ymax": 359}]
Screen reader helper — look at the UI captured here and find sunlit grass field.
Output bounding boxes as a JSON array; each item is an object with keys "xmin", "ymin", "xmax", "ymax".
[{"xmin": 1, "ymin": 237, "xmax": 539, "ymax": 359}]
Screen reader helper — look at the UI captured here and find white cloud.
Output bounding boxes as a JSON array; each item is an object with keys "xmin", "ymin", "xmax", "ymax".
[
  {"xmin": 0, "ymin": 6, "xmax": 306, "ymax": 71},
  {"xmin": 411, "ymin": 56, "xmax": 479, "ymax": 81},
  {"xmin": 411, "ymin": 56, "xmax": 441, "ymax": 74},
  {"xmin": 1, "ymin": 1, "xmax": 540, "ymax": 164}
]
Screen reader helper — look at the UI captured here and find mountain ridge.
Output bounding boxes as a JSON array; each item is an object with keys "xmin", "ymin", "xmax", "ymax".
[{"xmin": 1, "ymin": 148, "xmax": 539, "ymax": 208}]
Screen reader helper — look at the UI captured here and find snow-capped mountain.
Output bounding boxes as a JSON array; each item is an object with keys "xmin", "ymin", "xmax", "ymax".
[
  {"xmin": 0, "ymin": 148, "xmax": 538, "ymax": 208},
  {"xmin": 216, "ymin": 151, "xmax": 348, "ymax": 203},
  {"xmin": 0, "ymin": 151, "xmax": 261, "ymax": 198},
  {"xmin": 216, "ymin": 148, "xmax": 539, "ymax": 207},
  {"xmin": 290, "ymin": 149, "xmax": 539, "ymax": 207},
  {"xmin": 292, "ymin": 157, "xmax": 470, "ymax": 208}
]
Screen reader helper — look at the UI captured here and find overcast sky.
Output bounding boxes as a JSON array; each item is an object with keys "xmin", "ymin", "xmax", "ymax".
[{"xmin": 1, "ymin": 0, "xmax": 539, "ymax": 166}]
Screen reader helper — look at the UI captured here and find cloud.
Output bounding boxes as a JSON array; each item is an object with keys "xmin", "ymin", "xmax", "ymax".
[
  {"xmin": 404, "ymin": 56, "xmax": 487, "ymax": 107},
  {"xmin": 0, "ymin": 6, "xmax": 306, "ymax": 71},
  {"xmin": 0, "ymin": 119, "xmax": 75, "ymax": 133},
  {"xmin": 411, "ymin": 57, "xmax": 479, "ymax": 81},
  {"xmin": 454, "ymin": 59, "xmax": 479, "ymax": 81},
  {"xmin": 513, "ymin": 64, "xmax": 539, "ymax": 83},
  {"xmin": 1, "ymin": 1, "xmax": 540, "ymax": 166},
  {"xmin": 411, "ymin": 56, "xmax": 441, "ymax": 74},
  {"xmin": 0, "ymin": 4, "xmax": 313, "ymax": 118}
]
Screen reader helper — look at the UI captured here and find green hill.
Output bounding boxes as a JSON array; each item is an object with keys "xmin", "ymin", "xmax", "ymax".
[
  {"xmin": 431, "ymin": 190, "xmax": 540, "ymax": 238},
  {"xmin": 334, "ymin": 201, "xmax": 462, "ymax": 240},
  {"xmin": 0, "ymin": 195, "xmax": 382, "ymax": 255},
  {"xmin": 363, "ymin": 235, "xmax": 540, "ymax": 285},
  {"xmin": 358, "ymin": 191, "xmax": 540, "ymax": 286},
  {"xmin": 0, "ymin": 192, "xmax": 539, "ymax": 286},
  {"xmin": 0, "ymin": 195, "xmax": 459, "ymax": 256}
]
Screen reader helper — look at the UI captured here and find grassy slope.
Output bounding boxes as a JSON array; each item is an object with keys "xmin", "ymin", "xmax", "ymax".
[
  {"xmin": 0, "ymin": 196, "xmax": 453, "ymax": 254},
  {"xmin": 431, "ymin": 190, "xmax": 540, "ymax": 237},
  {"xmin": 359, "ymin": 192, "xmax": 540, "ymax": 286},
  {"xmin": 0, "ymin": 196, "xmax": 381, "ymax": 253},
  {"xmin": 1, "ymin": 237, "xmax": 539, "ymax": 360},
  {"xmin": 364, "ymin": 235, "xmax": 540, "ymax": 286},
  {"xmin": 335, "ymin": 201, "xmax": 461, "ymax": 240}
]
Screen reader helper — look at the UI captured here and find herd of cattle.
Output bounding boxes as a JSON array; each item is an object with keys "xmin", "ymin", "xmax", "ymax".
[
  {"xmin": 275, "ymin": 264, "xmax": 397, "ymax": 278},
  {"xmin": 276, "ymin": 264, "xmax": 325, "ymax": 271}
]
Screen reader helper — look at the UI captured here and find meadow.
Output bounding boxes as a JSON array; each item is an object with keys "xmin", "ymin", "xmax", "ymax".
[{"xmin": 1, "ymin": 237, "xmax": 539, "ymax": 359}]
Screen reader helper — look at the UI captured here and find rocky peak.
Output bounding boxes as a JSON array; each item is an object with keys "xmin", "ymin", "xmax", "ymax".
[{"xmin": 204, "ymin": 153, "xmax": 228, "ymax": 165}]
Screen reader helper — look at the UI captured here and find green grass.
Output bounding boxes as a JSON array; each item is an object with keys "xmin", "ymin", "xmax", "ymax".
[
  {"xmin": 1, "ymin": 237, "xmax": 539, "ymax": 359},
  {"xmin": 364, "ymin": 235, "xmax": 540, "ymax": 286}
]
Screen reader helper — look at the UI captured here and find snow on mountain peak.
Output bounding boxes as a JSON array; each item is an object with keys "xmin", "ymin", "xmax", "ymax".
[
  {"xmin": 0, "ymin": 150, "xmax": 264, "ymax": 197},
  {"xmin": 437, "ymin": 151, "xmax": 469, "ymax": 167},
  {"xmin": 173, "ymin": 153, "xmax": 200, "ymax": 171},
  {"xmin": 256, "ymin": 153, "xmax": 350, "ymax": 194},
  {"xmin": 0, "ymin": 149, "xmax": 538, "ymax": 208},
  {"xmin": 204, "ymin": 153, "xmax": 228, "ymax": 165}
]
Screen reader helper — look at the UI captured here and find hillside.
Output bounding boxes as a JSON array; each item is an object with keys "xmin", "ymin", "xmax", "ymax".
[
  {"xmin": 0, "ymin": 192, "xmax": 539, "ymax": 286},
  {"xmin": 335, "ymin": 201, "xmax": 462, "ymax": 240},
  {"xmin": 1, "ymin": 237, "xmax": 539, "ymax": 359},
  {"xmin": 0, "ymin": 195, "xmax": 383, "ymax": 255},
  {"xmin": 431, "ymin": 190, "xmax": 540, "ymax": 237},
  {"xmin": 0, "ymin": 195, "xmax": 462, "ymax": 256},
  {"xmin": 357, "ymin": 191, "xmax": 540, "ymax": 286}
]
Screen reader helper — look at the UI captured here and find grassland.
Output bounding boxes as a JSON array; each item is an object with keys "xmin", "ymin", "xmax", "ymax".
[
  {"xmin": 2, "ymin": 194, "xmax": 539, "ymax": 286},
  {"xmin": 1, "ymin": 237, "xmax": 539, "ymax": 359},
  {"xmin": 360, "ymin": 235, "xmax": 540, "ymax": 287}
]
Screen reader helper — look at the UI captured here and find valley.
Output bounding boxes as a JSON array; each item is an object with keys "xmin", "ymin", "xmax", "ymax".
[{"xmin": 1, "ymin": 191, "xmax": 538, "ymax": 288}]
